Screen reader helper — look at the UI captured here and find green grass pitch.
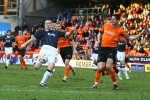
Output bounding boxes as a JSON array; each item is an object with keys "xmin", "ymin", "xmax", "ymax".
[{"xmin": 0, "ymin": 63, "xmax": 150, "ymax": 100}]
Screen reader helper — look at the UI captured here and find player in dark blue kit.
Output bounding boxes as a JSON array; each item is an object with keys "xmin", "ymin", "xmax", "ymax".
[
  {"xmin": 2, "ymin": 30, "xmax": 15, "ymax": 69},
  {"xmin": 21, "ymin": 19, "xmax": 74, "ymax": 87},
  {"xmin": 116, "ymin": 37, "xmax": 130, "ymax": 80},
  {"xmin": 91, "ymin": 40, "xmax": 100, "ymax": 71}
]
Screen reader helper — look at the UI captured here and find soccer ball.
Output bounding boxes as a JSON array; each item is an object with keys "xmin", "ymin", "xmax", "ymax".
[
  {"xmin": 38, "ymin": 54, "xmax": 48, "ymax": 64},
  {"xmin": 32, "ymin": 56, "xmax": 38, "ymax": 65}
]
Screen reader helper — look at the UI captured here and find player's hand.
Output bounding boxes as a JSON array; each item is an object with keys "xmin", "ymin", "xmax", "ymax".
[
  {"xmin": 70, "ymin": 27, "xmax": 75, "ymax": 31},
  {"xmin": 21, "ymin": 44, "xmax": 26, "ymax": 49},
  {"xmin": 3, "ymin": 42, "xmax": 6, "ymax": 45},
  {"xmin": 73, "ymin": 49, "xmax": 78, "ymax": 54},
  {"xmin": 141, "ymin": 27, "xmax": 148, "ymax": 34},
  {"xmin": 97, "ymin": 40, "xmax": 101, "ymax": 44}
]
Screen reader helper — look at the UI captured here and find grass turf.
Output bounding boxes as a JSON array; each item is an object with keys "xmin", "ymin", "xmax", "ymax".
[{"xmin": 0, "ymin": 63, "xmax": 150, "ymax": 100}]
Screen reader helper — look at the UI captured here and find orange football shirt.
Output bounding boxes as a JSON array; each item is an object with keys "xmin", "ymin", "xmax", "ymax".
[
  {"xmin": 101, "ymin": 23, "xmax": 127, "ymax": 47},
  {"xmin": 15, "ymin": 35, "xmax": 27, "ymax": 49},
  {"xmin": 58, "ymin": 36, "xmax": 72, "ymax": 48}
]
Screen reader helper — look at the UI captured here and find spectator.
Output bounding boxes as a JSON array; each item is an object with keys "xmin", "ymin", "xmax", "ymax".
[
  {"xmin": 22, "ymin": 22, "xmax": 28, "ymax": 31},
  {"xmin": 66, "ymin": 10, "xmax": 72, "ymax": 20},
  {"xmin": 31, "ymin": 27, "xmax": 36, "ymax": 35},
  {"xmin": 138, "ymin": 45, "xmax": 148, "ymax": 56},
  {"xmin": 14, "ymin": 24, "xmax": 21, "ymax": 36},
  {"xmin": 37, "ymin": 22, "xmax": 44, "ymax": 29},
  {"xmin": 58, "ymin": 12, "xmax": 63, "ymax": 22}
]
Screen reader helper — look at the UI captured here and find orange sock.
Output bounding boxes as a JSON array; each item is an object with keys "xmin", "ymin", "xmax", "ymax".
[
  {"xmin": 19, "ymin": 59, "xmax": 23, "ymax": 68},
  {"xmin": 126, "ymin": 64, "xmax": 130, "ymax": 70},
  {"xmin": 64, "ymin": 66, "xmax": 70, "ymax": 78},
  {"xmin": 109, "ymin": 68, "xmax": 117, "ymax": 85},
  {"xmin": 69, "ymin": 65, "xmax": 74, "ymax": 71},
  {"xmin": 22, "ymin": 59, "xmax": 28, "ymax": 69},
  {"xmin": 94, "ymin": 70, "xmax": 101, "ymax": 85}
]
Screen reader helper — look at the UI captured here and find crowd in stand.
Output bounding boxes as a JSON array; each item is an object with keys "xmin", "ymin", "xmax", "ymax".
[
  {"xmin": 0, "ymin": 2, "xmax": 150, "ymax": 59},
  {"xmin": 60, "ymin": 3, "xmax": 150, "ymax": 57}
]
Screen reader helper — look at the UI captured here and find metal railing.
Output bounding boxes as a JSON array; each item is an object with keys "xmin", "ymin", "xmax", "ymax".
[
  {"xmin": 0, "ymin": 0, "xmax": 19, "ymax": 16},
  {"xmin": 0, "ymin": 5, "xmax": 5, "ymax": 14},
  {"xmin": 66, "ymin": 7, "xmax": 102, "ymax": 16}
]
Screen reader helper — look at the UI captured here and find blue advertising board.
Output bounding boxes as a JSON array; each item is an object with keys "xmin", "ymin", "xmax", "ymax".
[
  {"xmin": 131, "ymin": 64, "xmax": 145, "ymax": 71},
  {"xmin": 0, "ymin": 22, "xmax": 10, "ymax": 36}
]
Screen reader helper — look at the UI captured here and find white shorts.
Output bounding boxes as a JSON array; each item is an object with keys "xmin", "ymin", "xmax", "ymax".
[
  {"xmin": 39, "ymin": 45, "xmax": 59, "ymax": 63},
  {"xmin": 117, "ymin": 51, "xmax": 125, "ymax": 61},
  {"xmin": 5, "ymin": 47, "xmax": 13, "ymax": 55},
  {"xmin": 91, "ymin": 53, "xmax": 98, "ymax": 61}
]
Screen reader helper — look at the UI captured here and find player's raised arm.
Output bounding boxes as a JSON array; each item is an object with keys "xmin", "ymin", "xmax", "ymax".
[
  {"xmin": 122, "ymin": 27, "xmax": 148, "ymax": 40},
  {"xmin": 65, "ymin": 28, "xmax": 75, "ymax": 37},
  {"xmin": 21, "ymin": 36, "xmax": 35, "ymax": 49},
  {"xmin": 72, "ymin": 38, "xmax": 77, "ymax": 54},
  {"xmin": 97, "ymin": 32, "xmax": 102, "ymax": 44}
]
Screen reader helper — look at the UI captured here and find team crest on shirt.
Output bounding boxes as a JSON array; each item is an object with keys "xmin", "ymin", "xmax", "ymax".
[
  {"xmin": 67, "ymin": 55, "xmax": 70, "ymax": 57},
  {"xmin": 115, "ymin": 30, "xmax": 118, "ymax": 33},
  {"xmin": 48, "ymin": 32, "xmax": 55, "ymax": 37}
]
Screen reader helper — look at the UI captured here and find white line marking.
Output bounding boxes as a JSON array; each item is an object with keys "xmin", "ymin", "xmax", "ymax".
[
  {"xmin": 0, "ymin": 88, "xmax": 142, "ymax": 95},
  {"xmin": 0, "ymin": 86, "xmax": 148, "ymax": 95}
]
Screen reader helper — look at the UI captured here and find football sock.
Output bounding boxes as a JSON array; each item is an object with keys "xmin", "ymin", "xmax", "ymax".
[
  {"xmin": 40, "ymin": 69, "xmax": 52, "ymax": 84},
  {"xmin": 19, "ymin": 59, "xmax": 23, "ymax": 68},
  {"xmin": 94, "ymin": 70, "xmax": 101, "ymax": 85},
  {"xmin": 6, "ymin": 58, "xmax": 10, "ymax": 66},
  {"xmin": 109, "ymin": 68, "xmax": 117, "ymax": 85},
  {"xmin": 64, "ymin": 66, "xmax": 70, "ymax": 78},
  {"xmin": 92, "ymin": 63, "xmax": 98, "ymax": 70},
  {"xmin": 126, "ymin": 64, "xmax": 130, "ymax": 70},
  {"xmin": 22, "ymin": 59, "xmax": 28, "ymax": 68},
  {"xmin": 69, "ymin": 65, "xmax": 74, "ymax": 71}
]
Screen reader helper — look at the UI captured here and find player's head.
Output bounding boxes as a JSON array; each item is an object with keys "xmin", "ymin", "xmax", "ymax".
[
  {"xmin": 106, "ymin": 15, "xmax": 112, "ymax": 23},
  {"xmin": 45, "ymin": 19, "xmax": 52, "ymax": 30},
  {"xmin": 18, "ymin": 30, "xmax": 23, "ymax": 36},
  {"xmin": 7, "ymin": 30, "xmax": 11, "ymax": 36},
  {"xmin": 111, "ymin": 14, "xmax": 120, "ymax": 26},
  {"xmin": 55, "ymin": 22, "xmax": 61, "ymax": 31}
]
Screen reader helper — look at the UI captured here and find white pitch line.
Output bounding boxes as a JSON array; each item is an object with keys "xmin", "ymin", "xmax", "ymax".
[
  {"xmin": 0, "ymin": 88, "xmax": 142, "ymax": 95},
  {"xmin": 2, "ymin": 85, "xmax": 93, "ymax": 88},
  {"xmin": 0, "ymin": 86, "xmax": 148, "ymax": 95},
  {"xmin": 0, "ymin": 88, "xmax": 99, "ymax": 94}
]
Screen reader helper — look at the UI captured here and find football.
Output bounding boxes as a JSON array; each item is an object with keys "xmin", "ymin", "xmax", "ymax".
[{"xmin": 38, "ymin": 54, "xmax": 48, "ymax": 63}]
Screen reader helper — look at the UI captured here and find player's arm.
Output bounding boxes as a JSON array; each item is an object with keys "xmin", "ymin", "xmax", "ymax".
[
  {"xmin": 21, "ymin": 36, "xmax": 35, "ymax": 49},
  {"xmin": 94, "ymin": 40, "xmax": 99, "ymax": 48},
  {"xmin": 97, "ymin": 31, "xmax": 102, "ymax": 44},
  {"xmin": 65, "ymin": 28, "xmax": 75, "ymax": 37},
  {"xmin": 72, "ymin": 39, "xmax": 77, "ymax": 54},
  {"xmin": 21, "ymin": 29, "xmax": 43, "ymax": 49},
  {"xmin": 122, "ymin": 27, "xmax": 148, "ymax": 40},
  {"xmin": 12, "ymin": 38, "xmax": 17, "ymax": 47},
  {"xmin": 2, "ymin": 37, "xmax": 6, "ymax": 46}
]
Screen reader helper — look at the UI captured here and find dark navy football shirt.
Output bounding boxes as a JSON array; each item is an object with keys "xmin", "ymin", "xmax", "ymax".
[
  {"xmin": 3, "ymin": 36, "xmax": 15, "ymax": 47},
  {"xmin": 33, "ymin": 29, "xmax": 66, "ymax": 48},
  {"xmin": 92, "ymin": 43, "xmax": 100, "ymax": 54},
  {"xmin": 117, "ymin": 40, "xmax": 126, "ymax": 52}
]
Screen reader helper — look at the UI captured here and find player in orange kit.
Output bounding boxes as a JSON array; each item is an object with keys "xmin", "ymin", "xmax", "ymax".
[
  {"xmin": 92, "ymin": 14, "xmax": 148, "ymax": 90},
  {"xmin": 15, "ymin": 30, "xmax": 28, "ymax": 69},
  {"xmin": 57, "ymin": 24, "xmax": 76, "ymax": 82}
]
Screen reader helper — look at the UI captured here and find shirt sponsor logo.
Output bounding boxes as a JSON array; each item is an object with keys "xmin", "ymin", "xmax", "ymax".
[
  {"xmin": 48, "ymin": 33, "xmax": 55, "ymax": 37},
  {"xmin": 104, "ymin": 30, "xmax": 115, "ymax": 35}
]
